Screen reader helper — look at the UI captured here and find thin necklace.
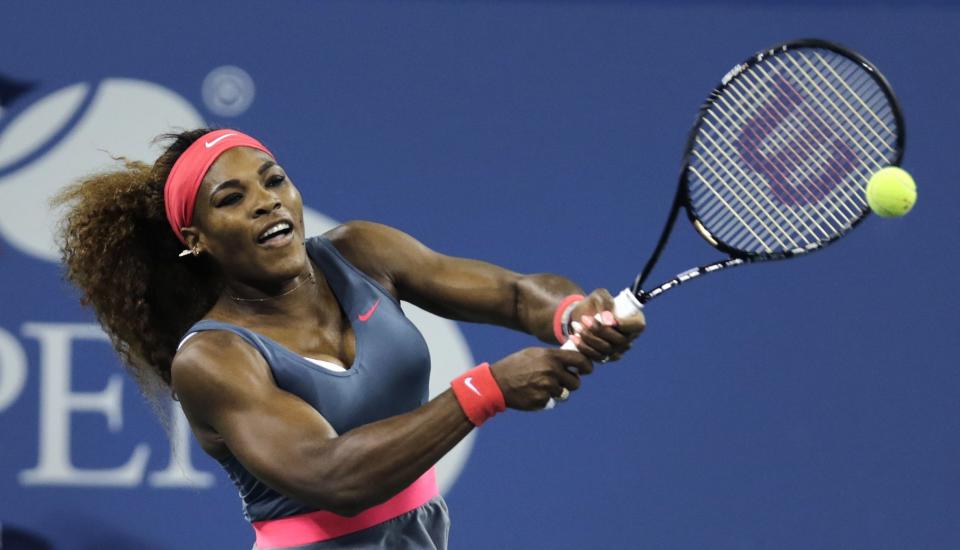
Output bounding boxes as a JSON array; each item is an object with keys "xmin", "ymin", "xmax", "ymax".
[{"xmin": 230, "ymin": 272, "xmax": 315, "ymax": 302}]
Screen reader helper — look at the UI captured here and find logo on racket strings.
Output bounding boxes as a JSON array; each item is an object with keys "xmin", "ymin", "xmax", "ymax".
[{"xmin": 733, "ymin": 74, "xmax": 857, "ymax": 206}]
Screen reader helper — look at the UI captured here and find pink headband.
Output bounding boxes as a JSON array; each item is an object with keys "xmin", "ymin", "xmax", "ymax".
[{"xmin": 163, "ymin": 129, "xmax": 273, "ymax": 245}]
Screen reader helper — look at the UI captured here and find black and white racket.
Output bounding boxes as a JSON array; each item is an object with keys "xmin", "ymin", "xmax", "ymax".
[{"xmin": 553, "ymin": 39, "xmax": 905, "ymax": 393}]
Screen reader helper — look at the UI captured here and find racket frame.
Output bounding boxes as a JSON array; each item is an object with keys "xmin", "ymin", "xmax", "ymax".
[{"xmin": 633, "ymin": 38, "xmax": 906, "ymax": 303}]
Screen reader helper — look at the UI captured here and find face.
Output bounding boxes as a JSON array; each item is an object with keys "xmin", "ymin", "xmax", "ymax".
[{"xmin": 182, "ymin": 147, "xmax": 308, "ymax": 285}]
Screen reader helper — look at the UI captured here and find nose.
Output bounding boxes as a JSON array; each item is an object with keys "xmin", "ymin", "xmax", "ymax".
[
  {"xmin": 252, "ymin": 188, "xmax": 281, "ymax": 218},
  {"xmin": 254, "ymin": 200, "xmax": 281, "ymax": 217}
]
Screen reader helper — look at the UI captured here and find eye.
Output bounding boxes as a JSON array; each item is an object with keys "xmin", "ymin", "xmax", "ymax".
[
  {"xmin": 217, "ymin": 193, "xmax": 243, "ymax": 207},
  {"xmin": 266, "ymin": 174, "xmax": 286, "ymax": 187}
]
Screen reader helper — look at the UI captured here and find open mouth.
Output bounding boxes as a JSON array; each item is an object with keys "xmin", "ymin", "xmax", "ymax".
[{"xmin": 257, "ymin": 221, "xmax": 294, "ymax": 245}]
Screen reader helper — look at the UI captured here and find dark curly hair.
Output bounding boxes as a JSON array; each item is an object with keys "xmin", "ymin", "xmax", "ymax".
[{"xmin": 52, "ymin": 128, "xmax": 223, "ymax": 402}]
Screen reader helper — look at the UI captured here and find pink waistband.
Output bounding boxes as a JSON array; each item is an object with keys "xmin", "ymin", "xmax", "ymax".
[{"xmin": 252, "ymin": 467, "xmax": 439, "ymax": 549}]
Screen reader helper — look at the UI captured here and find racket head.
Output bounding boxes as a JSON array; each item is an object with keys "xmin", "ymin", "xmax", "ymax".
[{"xmin": 679, "ymin": 39, "xmax": 905, "ymax": 261}]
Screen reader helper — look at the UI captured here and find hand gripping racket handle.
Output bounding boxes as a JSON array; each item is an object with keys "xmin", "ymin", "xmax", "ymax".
[{"xmin": 545, "ymin": 289, "xmax": 644, "ymax": 409}]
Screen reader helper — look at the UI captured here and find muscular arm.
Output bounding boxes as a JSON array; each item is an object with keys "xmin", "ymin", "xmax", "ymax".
[
  {"xmin": 173, "ymin": 331, "xmax": 589, "ymax": 516},
  {"xmin": 173, "ymin": 331, "xmax": 473, "ymax": 516},
  {"xmin": 327, "ymin": 221, "xmax": 583, "ymax": 343}
]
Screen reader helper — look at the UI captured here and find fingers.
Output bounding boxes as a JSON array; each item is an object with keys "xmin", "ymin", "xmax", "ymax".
[
  {"xmin": 617, "ymin": 310, "xmax": 647, "ymax": 335},
  {"xmin": 497, "ymin": 348, "xmax": 595, "ymax": 411},
  {"xmin": 578, "ymin": 311, "xmax": 623, "ymax": 335},
  {"xmin": 553, "ymin": 363, "xmax": 581, "ymax": 392},
  {"xmin": 572, "ymin": 312, "xmax": 630, "ymax": 358},
  {"xmin": 586, "ymin": 287, "xmax": 615, "ymax": 311},
  {"xmin": 551, "ymin": 349, "xmax": 593, "ymax": 375},
  {"xmin": 567, "ymin": 289, "xmax": 646, "ymax": 361},
  {"xmin": 578, "ymin": 314, "xmax": 628, "ymax": 348},
  {"xmin": 569, "ymin": 290, "xmax": 608, "ymax": 323},
  {"xmin": 570, "ymin": 334, "xmax": 630, "ymax": 362},
  {"xmin": 546, "ymin": 350, "xmax": 585, "ymax": 404},
  {"xmin": 568, "ymin": 334, "xmax": 603, "ymax": 362},
  {"xmin": 573, "ymin": 289, "xmax": 634, "ymax": 334}
]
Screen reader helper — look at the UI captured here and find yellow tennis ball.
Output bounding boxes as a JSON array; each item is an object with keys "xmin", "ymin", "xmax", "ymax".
[{"xmin": 866, "ymin": 166, "xmax": 916, "ymax": 218}]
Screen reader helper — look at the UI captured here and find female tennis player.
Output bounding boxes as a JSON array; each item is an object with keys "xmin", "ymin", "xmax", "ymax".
[{"xmin": 53, "ymin": 128, "xmax": 645, "ymax": 549}]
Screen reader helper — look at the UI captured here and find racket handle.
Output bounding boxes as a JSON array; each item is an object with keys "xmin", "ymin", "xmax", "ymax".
[
  {"xmin": 546, "ymin": 335, "xmax": 581, "ymax": 409},
  {"xmin": 612, "ymin": 287, "xmax": 644, "ymax": 318},
  {"xmin": 547, "ymin": 289, "xmax": 643, "ymax": 409}
]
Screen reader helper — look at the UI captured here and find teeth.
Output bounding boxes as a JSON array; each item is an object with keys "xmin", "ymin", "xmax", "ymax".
[{"xmin": 261, "ymin": 222, "xmax": 291, "ymax": 240}]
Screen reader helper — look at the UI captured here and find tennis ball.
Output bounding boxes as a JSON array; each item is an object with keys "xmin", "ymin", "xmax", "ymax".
[{"xmin": 866, "ymin": 166, "xmax": 916, "ymax": 218}]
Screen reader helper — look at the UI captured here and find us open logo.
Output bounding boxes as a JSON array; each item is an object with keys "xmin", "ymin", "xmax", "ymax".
[{"xmin": 0, "ymin": 74, "xmax": 475, "ymax": 493}]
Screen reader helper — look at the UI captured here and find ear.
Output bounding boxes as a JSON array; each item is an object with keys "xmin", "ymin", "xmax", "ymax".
[{"xmin": 180, "ymin": 226, "xmax": 203, "ymax": 253}]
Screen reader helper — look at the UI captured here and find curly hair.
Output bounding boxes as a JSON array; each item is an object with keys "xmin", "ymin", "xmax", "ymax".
[{"xmin": 52, "ymin": 128, "xmax": 223, "ymax": 400}]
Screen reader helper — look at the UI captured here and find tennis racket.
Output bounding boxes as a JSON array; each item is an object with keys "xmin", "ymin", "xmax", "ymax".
[{"xmin": 549, "ymin": 39, "xmax": 905, "ymax": 406}]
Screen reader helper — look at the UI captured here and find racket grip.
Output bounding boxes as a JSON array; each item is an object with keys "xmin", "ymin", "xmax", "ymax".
[
  {"xmin": 613, "ymin": 287, "xmax": 644, "ymax": 318},
  {"xmin": 563, "ymin": 288, "xmax": 642, "ymax": 359},
  {"xmin": 546, "ymin": 289, "xmax": 642, "ymax": 409}
]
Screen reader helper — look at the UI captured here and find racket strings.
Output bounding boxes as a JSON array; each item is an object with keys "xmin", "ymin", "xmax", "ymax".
[
  {"xmin": 688, "ymin": 164, "xmax": 777, "ymax": 251},
  {"xmin": 806, "ymin": 51, "xmax": 894, "ymax": 144},
  {"xmin": 695, "ymin": 83, "xmax": 850, "ymax": 249},
  {"xmin": 694, "ymin": 124, "xmax": 814, "ymax": 247},
  {"xmin": 693, "ymin": 128, "xmax": 802, "ymax": 247},
  {"xmin": 705, "ymin": 85, "xmax": 849, "ymax": 241},
  {"xmin": 747, "ymin": 62, "xmax": 880, "ymax": 223},
  {"xmin": 775, "ymin": 56, "xmax": 891, "ymax": 169},
  {"xmin": 686, "ymin": 47, "xmax": 899, "ymax": 255},
  {"xmin": 760, "ymin": 55, "xmax": 894, "ymax": 212},
  {"xmin": 724, "ymin": 60, "xmax": 876, "ymax": 228},
  {"xmin": 698, "ymin": 91, "xmax": 848, "ymax": 249},
  {"xmin": 694, "ymin": 119, "xmax": 812, "ymax": 248},
  {"xmin": 732, "ymin": 67, "xmax": 865, "ymax": 225}
]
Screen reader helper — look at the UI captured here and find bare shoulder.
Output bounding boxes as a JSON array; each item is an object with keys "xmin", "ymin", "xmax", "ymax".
[
  {"xmin": 170, "ymin": 330, "xmax": 342, "ymax": 471},
  {"xmin": 170, "ymin": 330, "xmax": 273, "ymax": 423},
  {"xmin": 322, "ymin": 221, "xmax": 432, "ymax": 293},
  {"xmin": 324, "ymin": 220, "xmax": 425, "ymax": 258}
]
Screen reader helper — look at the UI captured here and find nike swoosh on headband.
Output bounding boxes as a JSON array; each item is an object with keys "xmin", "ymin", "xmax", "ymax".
[{"xmin": 204, "ymin": 133, "xmax": 237, "ymax": 148}]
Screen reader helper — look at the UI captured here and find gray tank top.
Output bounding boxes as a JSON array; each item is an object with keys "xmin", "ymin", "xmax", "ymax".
[{"xmin": 182, "ymin": 236, "xmax": 449, "ymax": 547}]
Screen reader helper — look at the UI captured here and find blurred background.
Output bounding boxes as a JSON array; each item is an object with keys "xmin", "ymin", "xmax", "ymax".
[{"xmin": 1, "ymin": 1, "xmax": 957, "ymax": 548}]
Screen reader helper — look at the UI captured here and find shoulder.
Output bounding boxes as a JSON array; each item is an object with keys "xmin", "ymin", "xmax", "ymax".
[
  {"xmin": 170, "ymin": 330, "xmax": 273, "ymax": 421},
  {"xmin": 322, "ymin": 221, "xmax": 433, "ymax": 291},
  {"xmin": 323, "ymin": 220, "xmax": 425, "ymax": 257}
]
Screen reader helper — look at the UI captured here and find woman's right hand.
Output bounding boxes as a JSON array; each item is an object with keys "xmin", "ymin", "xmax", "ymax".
[{"xmin": 489, "ymin": 348, "xmax": 593, "ymax": 410}]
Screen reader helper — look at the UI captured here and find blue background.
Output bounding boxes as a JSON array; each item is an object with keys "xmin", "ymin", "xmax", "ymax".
[{"xmin": 1, "ymin": 1, "xmax": 958, "ymax": 548}]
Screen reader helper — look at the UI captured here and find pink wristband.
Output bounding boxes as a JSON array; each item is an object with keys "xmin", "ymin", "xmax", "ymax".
[
  {"xmin": 552, "ymin": 294, "xmax": 585, "ymax": 344},
  {"xmin": 451, "ymin": 363, "xmax": 506, "ymax": 426}
]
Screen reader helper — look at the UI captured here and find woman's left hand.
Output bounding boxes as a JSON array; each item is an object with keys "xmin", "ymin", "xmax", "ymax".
[{"xmin": 567, "ymin": 288, "xmax": 646, "ymax": 363}]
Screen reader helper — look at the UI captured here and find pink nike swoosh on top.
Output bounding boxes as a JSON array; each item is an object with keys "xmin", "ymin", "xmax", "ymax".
[{"xmin": 357, "ymin": 298, "xmax": 381, "ymax": 322}]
